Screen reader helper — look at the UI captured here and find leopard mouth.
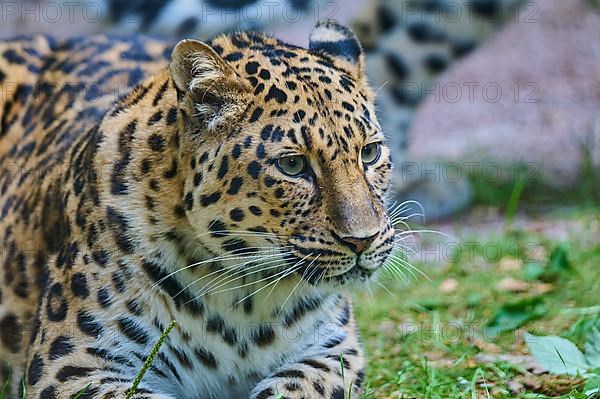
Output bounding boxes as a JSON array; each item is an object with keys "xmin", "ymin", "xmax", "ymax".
[
  {"xmin": 289, "ymin": 254, "xmax": 376, "ymax": 286},
  {"xmin": 306, "ymin": 263, "xmax": 375, "ymax": 286},
  {"xmin": 325, "ymin": 263, "xmax": 375, "ymax": 283}
]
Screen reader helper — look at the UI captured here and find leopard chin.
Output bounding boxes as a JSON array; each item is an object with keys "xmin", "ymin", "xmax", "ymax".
[{"xmin": 293, "ymin": 259, "xmax": 379, "ymax": 286}]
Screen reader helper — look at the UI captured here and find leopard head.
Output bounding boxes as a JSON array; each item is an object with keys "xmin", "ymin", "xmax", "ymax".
[{"xmin": 169, "ymin": 21, "xmax": 394, "ymax": 287}]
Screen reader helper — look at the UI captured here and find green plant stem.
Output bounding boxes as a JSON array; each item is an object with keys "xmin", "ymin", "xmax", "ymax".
[{"xmin": 126, "ymin": 320, "xmax": 177, "ymax": 399}]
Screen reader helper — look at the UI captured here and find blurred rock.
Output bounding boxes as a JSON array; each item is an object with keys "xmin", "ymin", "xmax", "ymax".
[{"xmin": 409, "ymin": 0, "xmax": 600, "ymax": 189}]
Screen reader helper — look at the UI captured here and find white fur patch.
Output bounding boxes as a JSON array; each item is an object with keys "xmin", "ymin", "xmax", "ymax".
[{"xmin": 310, "ymin": 24, "xmax": 347, "ymax": 44}]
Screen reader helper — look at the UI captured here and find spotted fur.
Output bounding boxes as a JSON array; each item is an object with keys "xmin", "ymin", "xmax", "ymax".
[{"xmin": 0, "ymin": 22, "xmax": 393, "ymax": 398}]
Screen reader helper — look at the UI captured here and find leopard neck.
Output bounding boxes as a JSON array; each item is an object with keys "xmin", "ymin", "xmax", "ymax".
[{"xmin": 92, "ymin": 69, "xmax": 194, "ymax": 253}]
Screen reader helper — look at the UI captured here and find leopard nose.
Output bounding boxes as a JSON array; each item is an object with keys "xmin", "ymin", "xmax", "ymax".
[{"xmin": 335, "ymin": 232, "xmax": 378, "ymax": 254}]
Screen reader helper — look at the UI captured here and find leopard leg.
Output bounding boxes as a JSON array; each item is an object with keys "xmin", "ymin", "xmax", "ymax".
[{"xmin": 250, "ymin": 298, "xmax": 365, "ymax": 399}]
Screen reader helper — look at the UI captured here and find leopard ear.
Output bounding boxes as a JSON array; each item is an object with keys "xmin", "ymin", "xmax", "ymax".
[
  {"xmin": 170, "ymin": 39, "xmax": 252, "ymax": 130},
  {"xmin": 309, "ymin": 20, "xmax": 365, "ymax": 77}
]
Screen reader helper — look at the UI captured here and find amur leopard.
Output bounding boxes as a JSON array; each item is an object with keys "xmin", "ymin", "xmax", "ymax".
[{"xmin": 0, "ymin": 21, "xmax": 395, "ymax": 398}]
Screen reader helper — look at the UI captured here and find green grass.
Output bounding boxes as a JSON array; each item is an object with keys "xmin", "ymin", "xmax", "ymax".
[
  {"xmin": 126, "ymin": 320, "xmax": 177, "ymax": 398},
  {"xmin": 73, "ymin": 384, "xmax": 92, "ymax": 399},
  {"xmin": 354, "ymin": 208, "xmax": 600, "ymax": 398},
  {"xmin": 468, "ymin": 143, "xmax": 600, "ymax": 211},
  {"xmin": 0, "ymin": 368, "xmax": 10, "ymax": 399},
  {"xmin": 0, "ymin": 374, "xmax": 25, "ymax": 399}
]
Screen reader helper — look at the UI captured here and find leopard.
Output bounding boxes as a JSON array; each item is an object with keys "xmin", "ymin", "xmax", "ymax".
[{"xmin": 0, "ymin": 21, "xmax": 395, "ymax": 398}]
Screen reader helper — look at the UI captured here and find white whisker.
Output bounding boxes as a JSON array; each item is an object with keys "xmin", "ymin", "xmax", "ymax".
[
  {"xmin": 389, "ymin": 253, "xmax": 430, "ymax": 281},
  {"xmin": 389, "ymin": 255, "xmax": 419, "ymax": 281},
  {"xmin": 177, "ymin": 252, "xmax": 287, "ymax": 299},
  {"xmin": 228, "ymin": 253, "xmax": 312, "ymax": 310},
  {"xmin": 197, "ymin": 257, "xmax": 293, "ymax": 297},
  {"xmin": 388, "ymin": 200, "xmax": 426, "ymax": 222},
  {"xmin": 194, "ymin": 230, "xmax": 283, "ymax": 240},
  {"xmin": 382, "ymin": 262, "xmax": 409, "ymax": 285},
  {"xmin": 152, "ymin": 246, "xmax": 293, "ymax": 289},
  {"xmin": 391, "ymin": 212, "xmax": 425, "ymax": 224},
  {"xmin": 374, "ymin": 80, "xmax": 390, "ymax": 97},
  {"xmin": 277, "ymin": 254, "xmax": 320, "ymax": 317},
  {"xmin": 394, "ymin": 229, "xmax": 452, "ymax": 239},
  {"xmin": 374, "ymin": 279, "xmax": 396, "ymax": 297}
]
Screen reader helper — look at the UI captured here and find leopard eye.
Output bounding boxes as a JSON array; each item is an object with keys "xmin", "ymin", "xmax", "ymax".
[
  {"xmin": 276, "ymin": 155, "xmax": 307, "ymax": 177},
  {"xmin": 361, "ymin": 142, "xmax": 381, "ymax": 166}
]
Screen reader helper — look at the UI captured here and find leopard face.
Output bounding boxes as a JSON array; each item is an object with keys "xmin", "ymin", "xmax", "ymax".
[{"xmin": 171, "ymin": 24, "xmax": 395, "ymax": 288}]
